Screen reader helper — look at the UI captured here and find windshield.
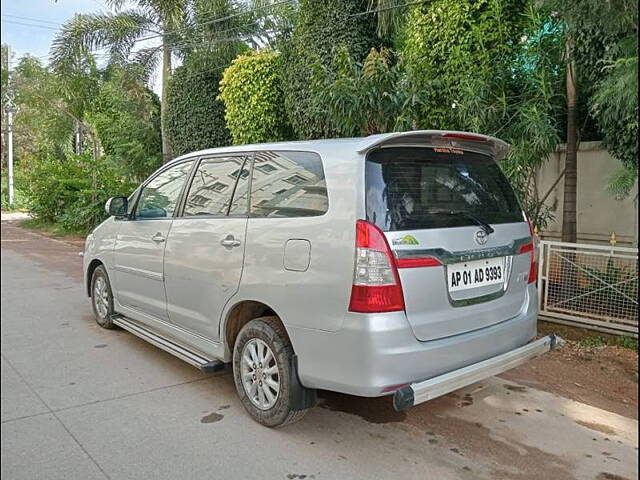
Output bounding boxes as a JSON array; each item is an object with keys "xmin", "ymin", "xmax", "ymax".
[{"xmin": 365, "ymin": 147, "xmax": 522, "ymax": 232}]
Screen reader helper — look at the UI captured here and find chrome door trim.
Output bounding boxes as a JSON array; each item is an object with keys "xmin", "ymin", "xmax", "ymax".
[
  {"xmin": 113, "ymin": 264, "xmax": 163, "ymax": 281},
  {"xmin": 393, "ymin": 236, "xmax": 531, "ymax": 265},
  {"xmin": 394, "ymin": 237, "xmax": 528, "ymax": 308}
]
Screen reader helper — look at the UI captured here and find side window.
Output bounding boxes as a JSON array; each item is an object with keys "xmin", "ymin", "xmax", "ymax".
[
  {"xmin": 136, "ymin": 161, "xmax": 194, "ymax": 219},
  {"xmin": 250, "ymin": 151, "xmax": 328, "ymax": 218},
  {"xmin": 183, "ymin": 156, "xmax": 250, "ymax": 217}
]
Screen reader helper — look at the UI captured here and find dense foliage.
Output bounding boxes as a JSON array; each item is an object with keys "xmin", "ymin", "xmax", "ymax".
[
  {"xmin": 22, "ymin": 154, "xmax": 136, "ymax": 233},
  {"xmin": 3, "ymin": 54, "xmax": 159, "ymax": 232},
  {"xmin": 3, "ymin": 0, "xmax": 637, "ymax": 236},
  {"xmin": 87, "ymin": 67, "xmax": 162, "ymax": 182},
  {"xmin": 311, "ymin": 47, "xmax": 423, "ymax": 136},
  {"xmin": 452, "ymin": 5, "xmax": 565, "ymax": 228},
  {"xmin": 313, "ymin": 2, "xmax": 565, "ymax": 227},
  {"xmin": 12, "ymin": 56, "xmax": 77, "ymax": 160},
  {"xmin": 280, "ymin": 0, "xmax": 378, "ymax": 139},
  {"xmin": 166, "ymin": 55, "xmax": 231, "ymax": 156},
  {"xmin": 400, "ymin": 0, "xmax": 528, "ymax": 130},
  {"xmin": 219, "ymin": 51, "xmax": 291, "ymax": 145},
  {"xmin": 559, "ymin": 0, "xmax": 639, "ymax": 197}
]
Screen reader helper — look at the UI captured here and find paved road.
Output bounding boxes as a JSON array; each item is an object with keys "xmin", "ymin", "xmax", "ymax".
[{"xmin": 1, "ymin": 221, "xmax": 638, "ymax": 480}]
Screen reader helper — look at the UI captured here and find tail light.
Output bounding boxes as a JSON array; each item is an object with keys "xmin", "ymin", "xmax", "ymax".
[
  {"xmin": 518, "ymin": 216, "xmax": 538, "ymax": 284},
  {"xmin": 349, "ymin": 220, "xmax": 405, "ymax": 313}
]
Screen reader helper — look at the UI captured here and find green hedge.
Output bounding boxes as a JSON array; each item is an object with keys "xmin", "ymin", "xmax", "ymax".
[
  {"xmin": 23, "ymin": 154, "xmax": 136, "ymax": 233},
  {"xmin": 280, "ymin": 0, "xmax": 378, "ymax": 139},
  {"xmin": 166, "ymin": 57, "xmax": 231, "ymax": 156},
  {"xmin": 400, "ymin": 0, "xmax": 527, "ymax": 130},
  {"xmin": 219, "ymin": 51, "xmax": 292, "ymax": 145}
]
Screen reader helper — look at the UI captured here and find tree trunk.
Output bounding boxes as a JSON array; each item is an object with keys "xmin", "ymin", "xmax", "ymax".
[
  {"xmin": 562, "ymin": 36, "xmax": 578, "ymax": 243},
  {"xmin": 161, "ymin": 39, "xmax": 173, "ymax": 164}
]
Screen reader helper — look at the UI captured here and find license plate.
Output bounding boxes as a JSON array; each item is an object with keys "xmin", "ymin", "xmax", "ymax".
[{"xmin": 448, "ymin": 257, "xmax": 505, "ymax": 292}]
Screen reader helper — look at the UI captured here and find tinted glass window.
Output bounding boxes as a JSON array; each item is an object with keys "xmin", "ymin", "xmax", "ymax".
[
  {"xmin": 366, "ymin": 147, "xmax": 522, "ymax": 231},
  {"xmin": 183, "ymin": 156, "xmax": 250, "ymax": 216},
  {"xmin": 250, "ymin": 151, "xmax": 328, "ymax": 217},
  {"xmin": 136, "ymin": 161, "xmax": 194, "ymax": 219}
]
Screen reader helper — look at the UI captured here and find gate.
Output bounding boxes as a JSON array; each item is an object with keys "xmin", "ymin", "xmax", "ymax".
[{"xmin": 537, "ymin": 240, "xmax": 638, "ymax": 336}]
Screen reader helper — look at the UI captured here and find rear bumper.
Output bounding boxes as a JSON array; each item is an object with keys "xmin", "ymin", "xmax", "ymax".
[
  {"xmin": 393, "ymin": 334, "xmax": 564, "ymax": 411},
  {"xmin": 289, "ymin": 283, "xmax": 540, "ymax": 397}
]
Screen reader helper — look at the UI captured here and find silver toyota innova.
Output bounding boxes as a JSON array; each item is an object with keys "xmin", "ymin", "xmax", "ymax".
[{"xmin": 84, "ymin": 130, "xmax": 561, "ymax": 426}]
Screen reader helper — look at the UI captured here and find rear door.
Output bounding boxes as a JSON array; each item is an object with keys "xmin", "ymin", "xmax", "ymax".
[
  {"xmin": 365, "ymin": 146, "xmax": 532, "ymax": 341},
  {"xmin": 163, "ymin": 154, "xmax": 251, "ymax": 341}
]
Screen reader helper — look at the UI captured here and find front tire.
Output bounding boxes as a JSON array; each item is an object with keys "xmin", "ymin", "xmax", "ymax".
[
  {"xmin": 90, "ymin": 265, "xmax": 116, "ymax": 329},
  {"xmin": 232, "ymin": 316, "xmax": 308, "ymax": 427}
]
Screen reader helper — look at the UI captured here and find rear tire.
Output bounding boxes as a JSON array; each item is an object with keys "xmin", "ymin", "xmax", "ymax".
[
  {"xmin": 90, "ymin": 265, "xmax": 116, "ymax": 329},
  {"xmin": 232, "ymin": 316, "xmax": 308, "ymax": 427}
]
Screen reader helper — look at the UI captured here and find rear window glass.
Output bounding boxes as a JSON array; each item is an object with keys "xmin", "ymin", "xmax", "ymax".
[
  {"xmin": 250, "ymin": 151, "xmax": 328, "ymax": 217},
  {"xmin": 366, "ymin": 147, "xmax": 522, "ymax": 232}
]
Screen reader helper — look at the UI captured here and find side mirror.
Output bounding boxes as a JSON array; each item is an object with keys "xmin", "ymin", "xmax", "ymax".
[{"xmin": 105, "ymin": 197, "xmax": 128, "ymax": 217}]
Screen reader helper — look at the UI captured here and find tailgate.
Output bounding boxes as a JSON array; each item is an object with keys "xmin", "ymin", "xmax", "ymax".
[
  {"xmin": 388, "ymin": 223, "xmax": 531, "ymax": 341},
  {"xmin": 365, "ymin": 144, "xmax": 533, "ymax": 341}
]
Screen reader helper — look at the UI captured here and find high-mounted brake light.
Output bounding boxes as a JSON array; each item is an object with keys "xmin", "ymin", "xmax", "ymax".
[
  {"xmin": 349, "ymin": 220, "xmax": 405, "ymax": 313},
  {"xmin": 441, "ymin": 132, "xmax": 488, "ymax": 142},
  {"xmin": 519, "ymin": 217, "xmax": 538, "ymax": 284}
]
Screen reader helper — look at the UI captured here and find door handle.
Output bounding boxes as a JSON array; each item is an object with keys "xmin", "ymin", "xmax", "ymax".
[
  {"xmin": 220, "ymin": 235, "xmax": 241, "ymax": 248},
  {"xmin": 152, "ymin": 232, "xmax": 166, "ymax": 243}
]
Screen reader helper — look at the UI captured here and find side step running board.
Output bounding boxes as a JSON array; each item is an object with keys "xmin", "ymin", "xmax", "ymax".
[{"xmin": 112, "ymin": 315, "xmax": 225, "ymax": 374}]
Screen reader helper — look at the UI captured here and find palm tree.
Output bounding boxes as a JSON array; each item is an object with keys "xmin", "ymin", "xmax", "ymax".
[{"xmin": 51, "ymin": 0, "xmax": 188, "ymax": 164}]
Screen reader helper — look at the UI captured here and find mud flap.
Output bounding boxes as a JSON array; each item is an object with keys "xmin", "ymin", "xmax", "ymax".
[{"xmin": 290, "ymin": 354, "xmax": 317, "ymax": 411}]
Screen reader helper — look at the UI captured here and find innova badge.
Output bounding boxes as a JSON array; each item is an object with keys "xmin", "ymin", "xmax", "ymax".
[{"xmin": 474, "ymin": 229, "xmax": 488, "ymax": 245}]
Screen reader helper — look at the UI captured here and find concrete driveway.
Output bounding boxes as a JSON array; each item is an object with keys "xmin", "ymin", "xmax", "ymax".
[{"xmin": 1, "ymin": 221, "xmax": 638, "ymax": 480}]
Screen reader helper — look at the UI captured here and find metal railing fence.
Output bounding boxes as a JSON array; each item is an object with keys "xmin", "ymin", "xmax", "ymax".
[{"xmin": 537, "ymin": 240, "xmax": 638, "ymax": 337}]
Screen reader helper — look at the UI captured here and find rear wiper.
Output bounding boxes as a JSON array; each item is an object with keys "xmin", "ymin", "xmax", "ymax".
[{"xmin": 426, "ymin": 209, "xmax": 495, "ymax": 235}]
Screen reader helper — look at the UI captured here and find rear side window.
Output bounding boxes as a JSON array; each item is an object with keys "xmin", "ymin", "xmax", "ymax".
[
  {"xmin": 250, "ymin": 151, "xmax": 328, "ymax": 217},
  {"xmin": 183, "ymin": 156, "xmax": 250, "ymax": 216},
  {"xmin": 366, "ymin": 147, "xmax": 522, "ymax": 232}
]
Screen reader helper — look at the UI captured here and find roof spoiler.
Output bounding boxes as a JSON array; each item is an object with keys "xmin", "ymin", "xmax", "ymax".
[{"xmin": 357, "ymin": 130, "xmax": 510, "ymax": 160}]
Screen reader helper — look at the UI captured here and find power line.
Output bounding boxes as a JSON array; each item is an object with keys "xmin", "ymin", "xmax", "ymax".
[
  {"xmin": 1, "ymin": 19, "xmax": 60, "ymax": 31},
  {"xmin": 1, "ymin": 14, "xmax": 62, "ymax": 26},
  {"xmin": 123, "ymin": 0, "xmax": 293, "ymax": 46}
]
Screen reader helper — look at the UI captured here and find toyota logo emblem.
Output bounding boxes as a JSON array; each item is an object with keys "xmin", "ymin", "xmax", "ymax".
[{"xmin": 474, "ymin": 230, "xmax": 488, "ymax": 245}]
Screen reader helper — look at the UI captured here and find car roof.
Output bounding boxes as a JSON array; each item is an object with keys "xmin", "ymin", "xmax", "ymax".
[{"xmin": 167, "ymin": 130, "xmax": 510, "ymax": 165}]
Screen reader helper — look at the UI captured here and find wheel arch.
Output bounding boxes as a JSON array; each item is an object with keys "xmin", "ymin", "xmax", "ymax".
[
  {"xmin": 86, "ymin": 259, "xmax": 105, "ymax": 297},
  {"xmin": 222, "ymin": 300, "xmax": 291, "ymax": 358}
]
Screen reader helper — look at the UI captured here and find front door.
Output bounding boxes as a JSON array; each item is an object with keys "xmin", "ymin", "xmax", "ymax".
[
  {"xmin": 163, "ymin": 155, "xmax": 251, "ymax": 340},
  {"xmin": 113, "ymin": 160, "xmax": 195, "ymax": 320}
]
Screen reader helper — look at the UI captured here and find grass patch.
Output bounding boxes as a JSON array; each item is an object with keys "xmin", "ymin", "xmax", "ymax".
[
  {"xmin": 579, "ymin": 336, "xmax": 608, "ymax": 349},
  {"xmin": 576, "ymin": 334, "xmax": 638, "ymax": 351},
  {"xmin": 1, "ymin": 173, "xmax": 29, "ymax": 212},
  {"xmin": 617, "ymin": 335, "xmax": 638, "ymax": 351},
  {"xmin": 19, "ymin": 218, "xmax": 85, "ymax": 239}
]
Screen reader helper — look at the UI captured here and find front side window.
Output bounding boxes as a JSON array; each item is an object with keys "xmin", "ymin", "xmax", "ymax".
[
  {"xmin": 135, "ymin": 161, "xmax": 194, "ymax": 219},
  {"xmin": 183, "ymin": 156, "xmax": 250, "ymax": 217},
  {"xmin": 250, "ymin": 151, "xmax": 328, "ymax": 218},
  {"xmin": 365, "ymin": 147, "xmax": 522, "ymax": 231}
]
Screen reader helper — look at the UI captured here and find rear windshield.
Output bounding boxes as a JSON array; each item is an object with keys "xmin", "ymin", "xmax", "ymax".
[{"xmin": 365, "ymin": 147, "xmax": 522, "ymax": 232}]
